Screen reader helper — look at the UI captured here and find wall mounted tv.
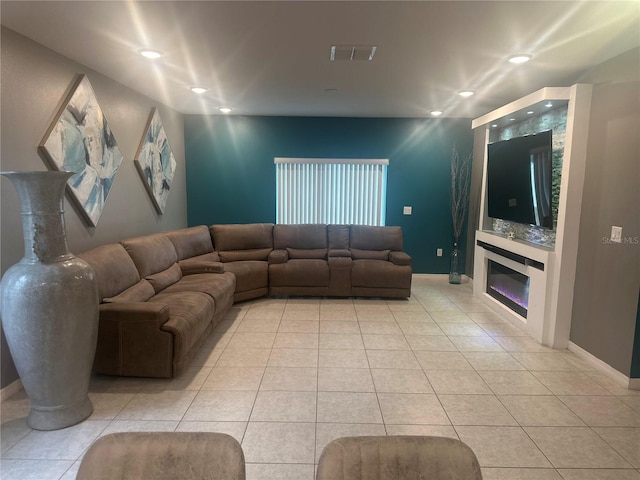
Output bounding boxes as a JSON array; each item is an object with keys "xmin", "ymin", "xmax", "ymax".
[{"xmin": 487, "ymin": 130, "xmax": 553, "ymax": 229}]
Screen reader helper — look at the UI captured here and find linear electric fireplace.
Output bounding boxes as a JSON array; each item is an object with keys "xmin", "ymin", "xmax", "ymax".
[{"xmin": 486, "ymin": 260, "xmax": 530, "ymax": 318}]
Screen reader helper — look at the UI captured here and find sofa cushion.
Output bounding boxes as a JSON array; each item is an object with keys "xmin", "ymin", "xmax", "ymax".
[
  {"xmin": 351, "ymin": 249, "xmax": 390, "ymax": 260},
  {"xmin": 78, "ymin": 244, "xmax": 141, "ymax": 301},
  {"xmin": 146, "ymin": 263, "xmax": 183, "ymax": 293},
  {"xmin": 351, "ymin": 259, "xmax": 412, "ymax": 289},
  {"xmin": 165, "ymin": 226, "xmax": 214, "ymax": 261},
  {"xmin": 223, "ymin": 261, "xmax": 269, "ymax": 293},
  {"xmin": 350, "ymin": 225, "xmax": 403, "ymax": 251},
  {"xmin": 328, "ymin": 225, "xmax": 350, "ymax": 249},
  {"xmin": 274, "ymin": 224, "xmax": 327, "ymax": 249},
  {"xmin": 287, "ymin": 248, "xmax": 327, "ymax": 259},
  {"xmin": 122, "ymin": 233, "xmax": 178, "ymax": 277},
  {"xmin": 210, "ymin": 223, "xmax": 274, "ymax": 251},
  {"xmin": 268, "ymin": 250, "xmax": 288, "ymax": 264},
  {"xmin": 178, "ymin": 259, "xmax": 225, "ymax": 275},
  {"xmin": 269, "ymin": 259, "xmax": 330, "ymax": 287},
  {"xmin": 389, "ymin": 251, "xmax": 412, "ymax": 266},
  {"xmin": 103, "ymin": 280, "xmax": 156, "ymax": 304},
  {"xmin": 151, "ymin": 291, "xmax": 215, "ymax": 360},
  {"xmin": 218, "ymin": 248, "xmax": 272, "ymax": 262},
  {"xmin": 184, "ymin": 252, "xmax": 220, "ymax": 263},
  {"xmin": 163, "ymin": 271, "xmax": 236, "ymax": 308},
  {"xmin": 329, "ymin": 249, "xmax": 351, "ymax": 258}
]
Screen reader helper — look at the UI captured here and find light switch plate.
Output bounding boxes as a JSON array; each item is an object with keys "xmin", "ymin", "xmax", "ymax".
[
  {"xmin": 403, "ymin": 206, "xmax": 412, "ymax": 215},
  {"xmin": 611, "ymin": 226, "xmax": 622, "ymax": 243},
  {"xmin": 437, "ymin": 248, "xmax": 443, "ymax": 257}
]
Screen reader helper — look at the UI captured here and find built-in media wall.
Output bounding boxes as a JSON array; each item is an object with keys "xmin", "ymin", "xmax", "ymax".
[
  {"xmin": 489, "ymin": 105, "xmax": 567, "ymax": 247},
  {"xmin": 184, "ymin": 115, "xmax": 473, "ymax": 274}
]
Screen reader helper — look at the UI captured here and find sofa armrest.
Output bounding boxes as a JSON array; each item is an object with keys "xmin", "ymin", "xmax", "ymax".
[
  {"xmin": 99, "ymin": 302, "xmax": 170, "ymax": 327},
  {"xmin": 329, "ymin": 249, "xmax": 352, "ymax": 258},
  {"xmin": 389, "ymin": 251, "xmax": 412, "ymax": 266},
  {"xmin": 268, "ymin": 249, "xmax": 289, "ymax": 264},
  {"xmin": 96, "ymin": 303, "xmax": 174, "ymax": 377},
  {"xmin": 328, "ymin": 256, "xmax": 352, "ymax": 267},
  {"xmin": 178, "ymin": 259, "xmax": 225, "ymax": 275}
]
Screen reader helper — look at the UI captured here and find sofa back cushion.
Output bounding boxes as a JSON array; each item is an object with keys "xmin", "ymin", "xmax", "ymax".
[
  {"xmin": 350, "ymin": 226, "xmax": 403, "ymax": 251},
  {"xmin": 328, "ymin": 225, "xmax": 350, "ymax": 249},
  {"xmin": 165, "ymin": 226, "xmax": 214, "ymax": 261},
  {"xmin": 211, "ymin": 223, "xmax": 274, "ymax": 262},
  {"xmin": 211, "ymin": 223, "xmax": 273, "ymax": 251},
  {"xmin": 145, "ymin": 263, "xmax": 184, "ymax": 293},
  {"xmin": 274, "ymin": 224, "xmax": 327, "ymax": 250},
  {"xmin": 287, "ymin": 248, "xmax": 327, "ymax": 259},
  {"xmin": 218, "ymin": 249, "xmax": 272, "ymax": 262},
  {"xmin": 121, "ymin": 233, "xmax": 179, "ymax": 278},
  {"xmin": 78, "ymin": 244, "xmax": 141, "ymax": 301},
  {"xmin": 351, "ymin": 249, "xmax": 391, "ymax": 260},
  {"xmin": 103, "ymin": 279, "xmax": 156, "ymax": 303}
]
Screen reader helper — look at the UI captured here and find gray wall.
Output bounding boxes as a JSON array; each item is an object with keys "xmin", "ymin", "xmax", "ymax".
[
  {"xmin": 464, "ymin": 127, "xmax": 488, "ymax": 277},
  {"xmin": 1, "ymin": 28, "xmax": 188, "ymax": 388},
  {"xmin": 569, "ymin": 47, "xmax": 640, "ymax": 376}
]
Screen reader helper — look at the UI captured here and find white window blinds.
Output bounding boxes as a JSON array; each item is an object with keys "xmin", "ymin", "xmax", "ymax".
[{"xmin": 275, "ymin": 158, "xmax": 388, "ymax": 225}]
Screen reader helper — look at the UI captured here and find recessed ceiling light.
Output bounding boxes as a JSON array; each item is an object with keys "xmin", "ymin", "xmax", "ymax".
[
  {"xmin": 508, "ymin": 54, "xmax": 532, "ymax": 64},
  {"xmin": 545, "ymin": 102, "xmax": 553, "ymax": 108},
  {"xmin": 527, "ymin": 111, "xmax": 534, "ymax": 115},
  {"xmin": 509, "ymin": 118, "xmax": 516, "ymax": 121},
  {"xmin": 218, "ymin": 107, "xmax": 232, "ymax": 114},
  {"xmin": 430, "ymin": 110, "xmax": 443, "ymax": 117},
  {"xmin": 138, "ymin": 49, "xmax": 164, "ymax": 59},
  {"xmin": 190, "ymin": 86, "xmax": 208, "ymax": 94},
  {"xmin": 491, "ymin": 124, "xmax": 498, "ymax": 128},
  {"xmin": 458, "ymin": 90, "xmax": 475, "ymax": 98}
]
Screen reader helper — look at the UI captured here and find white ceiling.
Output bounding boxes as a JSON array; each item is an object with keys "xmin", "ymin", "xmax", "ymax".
[{"xmin": 2, "ymin": 1, "xmax": 639, "ymax": 118}]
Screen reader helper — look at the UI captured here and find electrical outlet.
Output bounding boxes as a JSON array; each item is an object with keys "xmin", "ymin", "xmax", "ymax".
[
  {"xmin": 403, "ymin": 206, "xmax": 412, "ymax": 215},
  {"xmin": 611, "ymin": 225, "xmax": 622, "ymax": 243},
  {"xmin": 437, "ymin": 248, "xmax": 443, "ymax": 257}
]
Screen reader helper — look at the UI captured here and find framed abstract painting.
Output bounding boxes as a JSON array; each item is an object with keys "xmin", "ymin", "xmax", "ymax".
[
  {"xmin": 39, "ymin": 74, "xmax": 123, "ymax": 226},
  {"xmin": 134, "ymin": 108, "xmax": 177, "ymax": 214}
]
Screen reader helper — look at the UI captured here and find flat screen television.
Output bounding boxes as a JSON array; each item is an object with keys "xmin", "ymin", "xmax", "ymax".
[{"xmin": 487, "ymin": 130, "xmax": 553, "ymax": 229}]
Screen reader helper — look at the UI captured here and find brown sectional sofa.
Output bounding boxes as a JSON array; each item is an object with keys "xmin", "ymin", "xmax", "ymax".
[
  {"xmin": 79, "ymin": 223, "xmax": 411, "ymax": 378},
  {"xmin": 266, "ymin": 224, "xmax": 412, "ymax": 298},
  {"xmin": 79, "ymin": 226, "xmax": 236, "ymax": 378},
  {"xmin": 210, "ymin": 223, "xmax": 272, "ymax": 302}
]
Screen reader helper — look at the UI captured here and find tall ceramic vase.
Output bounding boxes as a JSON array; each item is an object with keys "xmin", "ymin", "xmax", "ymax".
[
  {"xmin": 449, "ymin": 242, "xmax": 462, "ymax": 284},
  {"xmin": 0, "ymin": 171, "xmax": 99, "ymax": 430}
]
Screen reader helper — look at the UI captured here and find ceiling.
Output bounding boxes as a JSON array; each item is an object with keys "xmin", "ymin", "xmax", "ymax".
[{"xmin": 1, "ymin": 1, "xmax": 639, "ymax": 118}]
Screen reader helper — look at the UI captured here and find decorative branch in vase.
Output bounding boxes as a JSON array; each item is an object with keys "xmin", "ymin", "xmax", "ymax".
[{"xmin": 449, "ymin": 145, "xmax": 472, "ymax": 284}]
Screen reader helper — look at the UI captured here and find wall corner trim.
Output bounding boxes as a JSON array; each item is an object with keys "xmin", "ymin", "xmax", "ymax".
[{"xmin": 568, "ymin": 341, "xmax": 636, "ymax": 390}]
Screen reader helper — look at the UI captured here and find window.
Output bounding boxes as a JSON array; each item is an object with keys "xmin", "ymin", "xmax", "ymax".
[{"xmin": 275, "ymin": 157, "xmax": 388, "ymax": 225}]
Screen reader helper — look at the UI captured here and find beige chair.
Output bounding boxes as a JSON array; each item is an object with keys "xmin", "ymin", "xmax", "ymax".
[
  {"xmin": 316, "ymin": 436, "xmax": 483, "ymax": 480},
  {"xmin": 76, "ymin": 432, "xmax": 245, "ymax": 480}
]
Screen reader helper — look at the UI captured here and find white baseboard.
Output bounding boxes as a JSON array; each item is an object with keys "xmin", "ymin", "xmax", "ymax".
[
  {"xmin": 568, "ymin": 341, "xmax": 636, "ymax": 389},
  {"xmin": 412, "ymin": 273, "xmax": 472, "ymax": 283},
  {"xmin": 1, "ymin": 379, "xmax": 23, "ymax": 403}
]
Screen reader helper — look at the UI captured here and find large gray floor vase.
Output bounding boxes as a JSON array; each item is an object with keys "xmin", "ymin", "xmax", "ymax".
[{"xmin": 0, "ymin": 171, "xmax": 99, "ymax": 430}]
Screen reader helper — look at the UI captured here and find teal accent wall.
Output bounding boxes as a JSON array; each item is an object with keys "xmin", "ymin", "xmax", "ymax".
[{"xmin": 184, "ymin": 115, "xmax": 472, "ymax": 273}]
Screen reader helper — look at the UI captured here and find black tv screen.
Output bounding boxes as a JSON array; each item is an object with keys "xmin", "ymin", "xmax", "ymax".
[{"xmin": 487, "ymin": 130, "xmax": 553, "ymax": 229}]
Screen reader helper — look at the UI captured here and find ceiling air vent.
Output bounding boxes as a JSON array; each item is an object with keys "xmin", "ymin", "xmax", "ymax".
[{"xmin": 330, "ymin": 45, "xmax": 377, "ymax": 61}]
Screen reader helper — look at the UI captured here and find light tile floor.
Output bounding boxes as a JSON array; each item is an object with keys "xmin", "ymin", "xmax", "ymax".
[{"xmin": 2, "ymin": 275, "xmax": 640, "ymax": 480}]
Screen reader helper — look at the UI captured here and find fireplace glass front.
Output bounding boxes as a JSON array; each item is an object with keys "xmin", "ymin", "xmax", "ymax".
[{"xmin": 486, "ymin": 260, "xmax": 530, "ymax": 318}]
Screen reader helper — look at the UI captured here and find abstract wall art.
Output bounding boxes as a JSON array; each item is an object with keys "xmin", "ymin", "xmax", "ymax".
[
  {"xmin": 39, "ymin": 75, "xmax": 123, "ymax": 226},
  {"xmin": 134, "ymin": 108, "xmax": 176, "ymax": 214}
]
